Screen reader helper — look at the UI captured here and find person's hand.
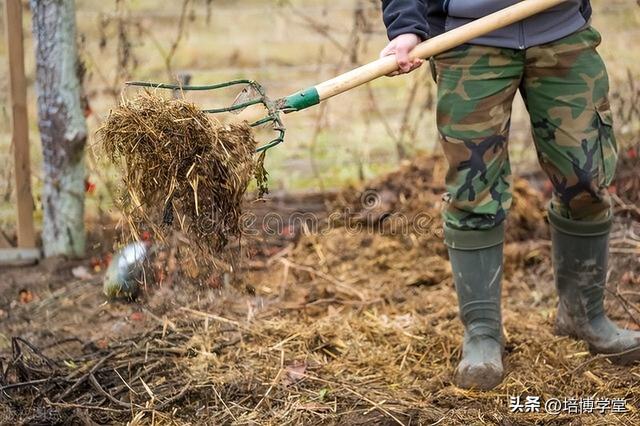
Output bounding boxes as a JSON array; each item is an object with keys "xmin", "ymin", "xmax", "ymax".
[{"xmin": 379, "ymin": 33, "xmax": 424, "ymax": 76}]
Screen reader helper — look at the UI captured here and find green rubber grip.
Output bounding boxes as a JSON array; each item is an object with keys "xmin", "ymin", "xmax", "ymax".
[{"xmin": 282, "ymin": 87, "xmax": 320, "ymax": 112}]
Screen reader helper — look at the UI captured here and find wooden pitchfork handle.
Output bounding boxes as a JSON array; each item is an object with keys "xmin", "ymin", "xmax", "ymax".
[{"xmin": 233, "ymin": 0, "xmax": 568, "ymax": 124}]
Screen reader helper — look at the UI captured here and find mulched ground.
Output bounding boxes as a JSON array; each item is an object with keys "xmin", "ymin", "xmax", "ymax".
[{"xmin": 1, "ymin": 152, "xmax": 639, "ymax": 425}]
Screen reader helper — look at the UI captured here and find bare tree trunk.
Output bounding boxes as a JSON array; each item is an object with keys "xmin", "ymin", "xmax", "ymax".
[{"xmin": 30, "ymin": 0, "xmax": 87, "ymax": 257}]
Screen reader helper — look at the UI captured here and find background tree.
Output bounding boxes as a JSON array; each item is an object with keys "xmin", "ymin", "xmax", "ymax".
[{"xmin": 30, "ymin": 0, "xmax": 87, "ymax": 257}]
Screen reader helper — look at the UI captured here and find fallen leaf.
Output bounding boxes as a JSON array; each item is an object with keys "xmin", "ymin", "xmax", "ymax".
[
  {"xmin": 84, "ymin": 179, "xmax": 96, "ymax": 194},
  {"xmin": 18, "ymin": 289, "xmax": 34, "ymax": 304},
  {"xmin": 95, "ymin": 338, "xmax": 109, "ymax": 349},
  {"xmin": 282, "ymin": 361, "xmax": 307, "ymax": 386}
]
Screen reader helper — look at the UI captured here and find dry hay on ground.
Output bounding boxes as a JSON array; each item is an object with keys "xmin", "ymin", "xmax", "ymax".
[
  {"xmin": 2, "ymin": 154, "xmax": 639, "ymax": 425},
  {"xmin": 3, "ymin": 264, "xmax": 639, "ymax": 425},
  {"xmin": 100, "ymin": 92, "xmax": 265, "ymax": 268}
]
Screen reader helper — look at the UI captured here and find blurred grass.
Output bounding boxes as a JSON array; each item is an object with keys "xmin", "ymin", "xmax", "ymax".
[{"xmin": 0, "ymin": 0, "xmax": 638, "ymax": 231}]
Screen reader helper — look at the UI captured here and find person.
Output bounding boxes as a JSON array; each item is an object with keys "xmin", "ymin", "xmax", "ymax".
[{"xmin": 380, "ymin": 0, "xmax": 640, "ymax": 390}]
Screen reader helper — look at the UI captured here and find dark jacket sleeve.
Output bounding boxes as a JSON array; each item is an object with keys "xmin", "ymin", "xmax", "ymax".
[{"xmin": 381, "ymin": 0, "xmax": 429, "ymax": 41}]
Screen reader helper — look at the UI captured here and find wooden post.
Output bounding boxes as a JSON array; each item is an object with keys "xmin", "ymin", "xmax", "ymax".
[{"xmin": 5, "ymin": 0, "xmax": 36, "ymax": 249}]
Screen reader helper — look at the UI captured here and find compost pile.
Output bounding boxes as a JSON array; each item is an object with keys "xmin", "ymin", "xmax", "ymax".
[
  {"xmin": 614, "ymin": 141, "xmax": 640, "ymax": 205},
  {"xmin": 100, "ymin": 92, "xmax": 266, "ymax": 266},
  {"xmin": 330, "ymin": 155, "xmax": 548, "ymax": 243}
]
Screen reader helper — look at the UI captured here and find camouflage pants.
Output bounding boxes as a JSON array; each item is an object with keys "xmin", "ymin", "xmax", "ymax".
[{"xmin": 434, "ymin": 27, "xmax": 618, "ymax": 231}]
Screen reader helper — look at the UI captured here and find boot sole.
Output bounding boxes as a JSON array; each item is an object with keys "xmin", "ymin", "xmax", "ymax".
[
  {"xmin": 555, "ymin": 317, "xmax": 640, "ymax": 365},
  {"xmin": 455, "ymin": 364, "xmax": 504, "ymax": 390},
  {"xmin": 556, "ymin": 329, "xmax": 640, "ymax": 365},
  {"xmin": 597, "ymin": 346, "xmax": 640, "ymax": 365}
]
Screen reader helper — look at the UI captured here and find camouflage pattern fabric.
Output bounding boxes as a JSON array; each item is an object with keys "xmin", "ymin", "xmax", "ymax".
[{"xmin": 434, "ymin": 27, "xmax": 617, "ymax": 231}]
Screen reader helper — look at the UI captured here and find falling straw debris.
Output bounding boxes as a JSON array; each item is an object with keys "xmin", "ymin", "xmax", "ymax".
[{"xmin": 99, "ymin": 92, "xmax": 265, "ymax": 262}]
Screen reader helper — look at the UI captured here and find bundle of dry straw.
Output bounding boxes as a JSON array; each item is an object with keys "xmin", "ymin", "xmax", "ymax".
[{"xmin": 100, "ymin": 92, "xmax": 265, "ymax": 261}]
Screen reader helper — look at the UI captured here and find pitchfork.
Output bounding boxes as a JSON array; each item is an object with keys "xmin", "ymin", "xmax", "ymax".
[{"xmin": 127, "ymin": 0, "xmax": 567, "ymax": 153}]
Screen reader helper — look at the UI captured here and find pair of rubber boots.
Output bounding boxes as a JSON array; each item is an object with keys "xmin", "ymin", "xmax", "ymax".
[{"xmin": 446, "ymin": 208, "xmax": 640, "ymax": 390}]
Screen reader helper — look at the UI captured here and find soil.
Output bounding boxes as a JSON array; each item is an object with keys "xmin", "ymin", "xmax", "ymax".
[{"xmin": 1, "ymin": 153, "xmax": 639, "ymax": 425}]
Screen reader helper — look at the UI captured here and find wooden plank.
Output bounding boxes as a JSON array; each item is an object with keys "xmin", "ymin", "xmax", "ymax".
[
  {"xmin": 0, "ymin": 248, "xmax": 40, "ymax": 266},
  {"xmin": 5, "ymin": 0, "xmax": 36, "ymax": 249}
]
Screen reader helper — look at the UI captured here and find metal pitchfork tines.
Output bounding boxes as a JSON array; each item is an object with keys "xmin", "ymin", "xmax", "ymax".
[
  {"xmin": 126, "ymin": 79, "xmax": 286, "ymax": 153},
  {"xmin": 127, "ymin": 0, "xmax": 568, "ymax": 152}
]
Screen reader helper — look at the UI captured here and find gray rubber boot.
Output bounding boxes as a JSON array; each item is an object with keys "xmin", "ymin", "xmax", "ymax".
[
  {"xmin": 445, "ymin": 224, "xmax": 504, "ymax": 390},
  {"xmin": 549, "ymin": 208, "xmax": 640, "ymax": 364}
]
